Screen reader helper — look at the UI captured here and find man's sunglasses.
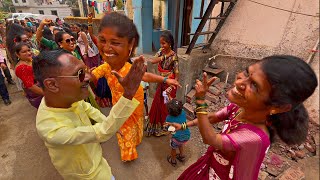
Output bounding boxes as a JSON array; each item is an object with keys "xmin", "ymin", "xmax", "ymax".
[
  {"xmin": 64, "ymin": 38, "xmax": 75, "ymax": 44},
  {"xmin": 55, "ymin": 69, "xmax": 86, "ymax": 82}
]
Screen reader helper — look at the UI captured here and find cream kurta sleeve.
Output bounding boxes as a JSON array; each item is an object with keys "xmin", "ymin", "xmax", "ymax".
[{"xmin": 36, "ymin": 96, "xmax": 139, "ymax": 145}]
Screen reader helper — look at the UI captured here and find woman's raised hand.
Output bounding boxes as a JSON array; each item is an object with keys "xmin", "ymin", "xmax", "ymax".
[
  {"xmin": 88, "ymin": 13, "xmax": 93, "ymax": 24},
  {"xmin": 166, "ymin": 78, "xmax": 181, "ymax": 88},
  {"xmin": 195, "ymin": 72, "xmax": 217, "ymax": 99},
  {"xmin": 112, "ymin": 56, "xmax": 146, "ymax": 100}
]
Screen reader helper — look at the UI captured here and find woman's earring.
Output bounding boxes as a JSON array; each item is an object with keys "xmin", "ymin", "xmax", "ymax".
[
  {"xmin": 270, "ymin": 110, "xmax": 275, "ymax": 115},
  {"xmin": 129, "ymin": 46, "xmax": 133, "ymax": 56}
]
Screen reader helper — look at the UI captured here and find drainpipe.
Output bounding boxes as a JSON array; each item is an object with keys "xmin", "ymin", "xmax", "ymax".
[
  {"xmin": 306, "ymin": 38, "xmax": 319, "ymax": 64},
  {"xmin": 208, "ymin": 54, "xmax": 261, "ymax": 61}
]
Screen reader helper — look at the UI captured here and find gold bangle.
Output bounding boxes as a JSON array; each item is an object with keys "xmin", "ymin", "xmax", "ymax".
[
  {"xmin": 196, "ymin": 106, "xmax": 208, "ymax": 110},
  {"xmin": 196, "ymin": 112, "xmax": 208, "ymax": 115}
]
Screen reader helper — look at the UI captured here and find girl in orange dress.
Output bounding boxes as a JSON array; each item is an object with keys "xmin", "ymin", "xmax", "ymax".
[{"xmin": 91, "ymin": 12, "xmax": 180, "ymax": 162}]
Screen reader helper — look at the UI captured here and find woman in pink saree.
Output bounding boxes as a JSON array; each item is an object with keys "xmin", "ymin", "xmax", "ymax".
[{"xmin": 168, "ymin": 55, "xmax": 318, "ymax": 179}]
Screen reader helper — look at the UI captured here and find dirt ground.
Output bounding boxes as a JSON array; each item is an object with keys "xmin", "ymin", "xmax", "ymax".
[{"xmin": 0, "ymin": 83, "xmax": 205, "ymax": 180}]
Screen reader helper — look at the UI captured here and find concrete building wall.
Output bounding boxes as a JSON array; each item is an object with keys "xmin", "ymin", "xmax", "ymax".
[
  {"xmin": 209, "ymin": 0, "xmax": 319, "ymax": 60},
  {"xmin": 13, "ymin": 0, "xmax": 72, "ymax": 18}
]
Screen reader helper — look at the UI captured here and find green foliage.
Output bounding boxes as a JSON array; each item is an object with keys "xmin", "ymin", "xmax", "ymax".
[
  {"xmin": 0, "ymin": 0, "xmax": 15, "ymax": 12},
  {"xmin": 66, "ymin": 0, "xmax": 79, "ymax": 8},
  {"xmin": 0, "ymin": 11, "xmax": 9, "ymax": 19},
  {"xmin": 116, "ymin": 0, "xmax": 124, "ymax": 10}
]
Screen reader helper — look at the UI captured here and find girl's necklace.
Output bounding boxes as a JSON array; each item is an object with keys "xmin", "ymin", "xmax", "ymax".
[
  {"xmin": 226, "ymin": 108, "xmax": 244, "ymax": 134},
  {"xmin": 226, "ymin": 108, "xmax": 266, "ymax": 134},
  {"xmin": 20, "ymin": 59, "xmax": 32, "ymax": 66}
]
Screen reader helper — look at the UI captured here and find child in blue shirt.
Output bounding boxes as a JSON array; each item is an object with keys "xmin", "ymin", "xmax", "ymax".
[{"xmin": 166, "ymin": 99, "xmax": 190, "ymax": 167}]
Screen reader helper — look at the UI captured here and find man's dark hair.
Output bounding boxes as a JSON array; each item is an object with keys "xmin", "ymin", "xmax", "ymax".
[{"xmin": 33, "ymin": 50, "xmax": 67, "ymax": 88}]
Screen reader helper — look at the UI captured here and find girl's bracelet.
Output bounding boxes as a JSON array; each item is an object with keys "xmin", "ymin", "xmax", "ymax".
[
  {"xmin": 196, "ymin": 111, "xmax": 208, "ymax": 115},
  {"xmin": 181, "ymin": 122, "xmax": 187, "ymax": 130},
  {"xmin": 195, "ymin": 102, "xmax": 208, "ymax": 107},
  {"xmin": 163, "ymin": 77, "xmax": 168, "ymax": 83},
  {"xmin": 195, "ymin": 96, "xmax": 205, "ymax": 100},
  {"xmin": 196, "ymin": 106, "xmax": 208, "ymax": 111}
]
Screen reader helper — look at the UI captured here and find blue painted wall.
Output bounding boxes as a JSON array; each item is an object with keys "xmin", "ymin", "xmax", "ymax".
[
  {"xmin": 134, "ymin": 0, "xmax": 208, "ymax": 53},
  {"xmin": 133, "ymin": 0, "xmax": 153, "ymax": 54},
  {"xmin": 190, "ymin": 0, "xmax": 209, "ymax": 44},
  {"xmin": 167, "ymin": 0, "xmax": 184, "ymax": 48}
]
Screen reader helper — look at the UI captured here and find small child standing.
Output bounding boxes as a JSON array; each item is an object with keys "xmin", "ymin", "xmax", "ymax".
[{"xmin": 166, "ymin": 99, "xmax": 190, "ymax": 167}]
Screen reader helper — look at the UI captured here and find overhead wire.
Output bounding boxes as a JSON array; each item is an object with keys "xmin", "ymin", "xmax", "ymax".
[{"xmin": 247, "ymin": 0, "xmax": 319, "ymax": 18}]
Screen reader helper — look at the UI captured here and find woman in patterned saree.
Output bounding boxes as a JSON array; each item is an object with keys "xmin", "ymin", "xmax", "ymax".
[
  {"xmin": 146, "ymin": 31, "xmax": 179, "ymax": 137},
  {"xmin": 91, "ymin": 12, "xmax": 180, "ymax": 162},
  {"xmin": 14, "ymin": 43, "xmax": 43, "ymax": 108},
  {"xmin": 167, "ymin": 55, "xmax": 318, "ymax": 179}
]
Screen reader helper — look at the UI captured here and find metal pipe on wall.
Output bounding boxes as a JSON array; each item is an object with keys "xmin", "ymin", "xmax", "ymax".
[{"xmin": 307, "ymin": 38, "xmax": 319, "ymax": 64}]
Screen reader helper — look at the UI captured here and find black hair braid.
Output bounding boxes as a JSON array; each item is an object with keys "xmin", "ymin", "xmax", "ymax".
[
  {"xmin": 261, "ymin": 55, "xmax": 317, "ymax": 145},
  {"xmin": 268, "ymin": 104, "xmax": 309, "ymax": 144}
]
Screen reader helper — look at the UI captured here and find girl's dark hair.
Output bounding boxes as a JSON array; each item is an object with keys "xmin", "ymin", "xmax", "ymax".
[
  {"xmin": 63, "ymin": 23, "xmax": 70, "ymax": 28},
  {"xmin": 24, "ymin": 27, "xmax": 34, "ymax": 33},
  {"xmin": 53, "ymin": 27, "xmax": 63, "ymax": 33},
  {"xmin": 43, "ymin": 27, "xmax": 54, "ymax": 41},
  {"xmin": 160, "ymin": 30, "xmax": 174, "ymax": 49},
  {"xmin": 55, "ymin": 31, "xmax": 68, "ymax": 44},
  {"xmin": 81, "ymin": 24, "xmax": 88, "ymax": 31},
  {"xmin": 15, "ymin": 42, "xmax": 30, "ymax": 54},
  {"xmin": 261, "ymin": 55, "xmax": 318, "ymax": 145},
  {"xmin": 63, "ymin": 27, "xmax": 73, "ymax": 35},
  {"xmin": 167, "ymin": 99, "xmax": 183, "ymax": 117},
  {"xmin": 75, "ymin": 23, "xmax": 81, "ymax": 28},
  {"xmin": 6, "ymin": 23, "xmax": 25, "ymax": 65},
  {"xmin": 99, "ymin": 12, "xmax": 140, "ymax": 49},
  {"xmin": 20, "ymin": 20, "xmax": 26, "ymax": 26},
  {"xmin": 14, "ymin": 34, "xmax": 25, "ymax": 43},
  {"xmin": 13, "ymin": 19, "xmax": 20, "ymax": 24}
]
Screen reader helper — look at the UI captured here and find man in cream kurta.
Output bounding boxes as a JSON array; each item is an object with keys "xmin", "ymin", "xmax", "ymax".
[{"xmin": 33, "ymin": 50, "xmax": 146, "ymax": 179}]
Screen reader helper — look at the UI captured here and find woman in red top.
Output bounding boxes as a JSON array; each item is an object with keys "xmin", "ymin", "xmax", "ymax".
[{"xmin": 14, "ymin": 43, "xmax": 43, "ymax": 108}]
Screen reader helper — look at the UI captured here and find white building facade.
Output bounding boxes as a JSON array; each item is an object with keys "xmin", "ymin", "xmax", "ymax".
[{"xmin": 12, "ymin": 0, "xmax": 73, "ymax": 18}]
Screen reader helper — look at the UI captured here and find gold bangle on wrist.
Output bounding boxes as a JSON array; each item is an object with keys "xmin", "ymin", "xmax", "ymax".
[{"xmin": 196, "ymin": 112, "xmax": 208, "ymax": 115}]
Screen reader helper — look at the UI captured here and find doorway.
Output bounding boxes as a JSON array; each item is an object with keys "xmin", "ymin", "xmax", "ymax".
[{"xmin": 181, "ymin": 0, "xmax": 193, "ymax": 46}]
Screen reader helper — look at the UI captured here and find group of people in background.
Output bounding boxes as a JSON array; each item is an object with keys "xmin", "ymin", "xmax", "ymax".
[{"xmin": 0, "ymin": 11, "xmax": 318, "ymax": 180}]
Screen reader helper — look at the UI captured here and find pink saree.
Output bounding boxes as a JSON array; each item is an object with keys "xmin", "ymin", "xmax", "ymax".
[{"xmin": 178, "ymin": 103, "xmax": 270, "ymax": 180}]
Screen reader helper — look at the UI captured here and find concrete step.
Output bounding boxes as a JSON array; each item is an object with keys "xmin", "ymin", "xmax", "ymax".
[
  {"xmin": 203, "ymin": 66, "xmax": 224, "ymax": 75},
  {"xmin": 183, "ymin": 103, "xmax": 195, "ymax": 119}
]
